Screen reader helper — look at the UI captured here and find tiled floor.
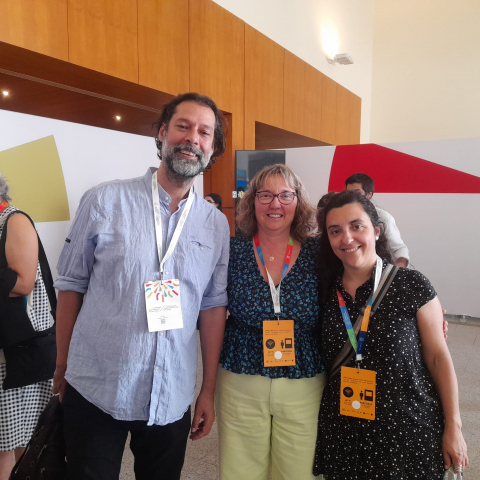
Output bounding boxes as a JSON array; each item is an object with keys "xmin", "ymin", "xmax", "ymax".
[{"xmin": 120, "ymin": 321, "xmax": 480, "ymax": 479}]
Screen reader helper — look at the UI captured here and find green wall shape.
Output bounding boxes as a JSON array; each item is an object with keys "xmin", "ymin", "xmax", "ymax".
[{"xmin": 0, "ymin": 136, "xmax": 69, "ymax": 222}]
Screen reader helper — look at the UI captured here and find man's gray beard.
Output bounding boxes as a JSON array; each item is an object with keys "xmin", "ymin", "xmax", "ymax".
[{"xmin": 162, "ymin": 140, "xmax": 212, "ymax": 180}]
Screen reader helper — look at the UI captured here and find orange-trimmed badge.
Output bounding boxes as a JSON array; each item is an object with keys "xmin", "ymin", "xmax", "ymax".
[
  {"xmin": 340, "ymin": 366, "xmax": 376, "ymax": 420},
  {"xmin": 263, "ymin": 320, "xmax": 295, "ymax": 367}
]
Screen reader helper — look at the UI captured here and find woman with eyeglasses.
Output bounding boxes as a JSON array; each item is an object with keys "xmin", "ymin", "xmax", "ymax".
[{"xmin": 217, "ymin": 164, "xmax": 325, "ymax": 480}]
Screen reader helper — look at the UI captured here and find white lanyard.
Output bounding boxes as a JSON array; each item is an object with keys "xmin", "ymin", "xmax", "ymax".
[
  {"xmin": 151, "ymin": 171, "xmax": 194, "ymax": 279},
  {"xmin": 266, "ymin": 268, "xmax": 283, "ymax": 318}
]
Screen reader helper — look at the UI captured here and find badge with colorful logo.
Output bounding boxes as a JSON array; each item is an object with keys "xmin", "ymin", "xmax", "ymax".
[{"xmin": 144, "ymin": 279, "xmax": 183, "ymax": 332}]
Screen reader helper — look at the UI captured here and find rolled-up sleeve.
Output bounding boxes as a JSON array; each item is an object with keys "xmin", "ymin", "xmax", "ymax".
[
  {"xmin": 200, "ymin": 215, "xmax": 230, "ymax": 310},
  {"xmin": 54, "ymin": 189, "xmax": 100, "ymax": 293}
]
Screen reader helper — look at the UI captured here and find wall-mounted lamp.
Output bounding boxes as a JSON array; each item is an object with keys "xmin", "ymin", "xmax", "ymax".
[
  {"xmin": 115, "ymin": 115, "xmax": 121, "ymax": 120},
  {"xmin": 2, "ymin": 91, "xmax": 9, "ymax": 96},
  {"xmin": 327, "ymin": 53, "xmax": 354, "ymax": 65}
]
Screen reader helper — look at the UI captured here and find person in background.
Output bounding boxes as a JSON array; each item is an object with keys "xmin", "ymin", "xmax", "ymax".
[
  {"xmin": 313, "ymin": 190, "xmax": 467, "ymax": 479},
  {"xmin": 53, "ymin": 93, "xmax": 230, "ymax": 480},
  {"xmin": 0, "ymin": 174, "xmax": 54, "ymax": 480},
  {"xmin": 217, "ymin": 164, "xmax": 324, "ymax": 480},
  {"xmin": 205, "ymin": 193, "xmax": 222, "ymax": 212},
  {"xmin": 345, "ymin": 173, "xmax": 409, "ymax": 267}
]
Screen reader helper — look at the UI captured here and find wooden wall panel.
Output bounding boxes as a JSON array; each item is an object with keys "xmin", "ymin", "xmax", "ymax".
[
  {"xmin": 283, "ymin": 51, "xmax": 305, "ymax": 135},
  {"xmin": 303, "ymin": 64, "xmax": 324, "ymax": 141},
  {"xmin": 189, "ymin": 0, "xmax": 244, "ymax": 209},
  {"xmin": 138, "ymin": 0, "xmax": 189, "ymax": 95},
  {"xmin": 321, "ymin": 75, "xmax": 337, "ymax": 145},
  {"xmin": 68, "ymin": 0, "xmax": 138, "ymax": 83},
  {"xmin": 349, "ymin": 93, "xmax": 362, "ymax": 144},
  {"xmin": 0, "ymin": 0, "xmax": 68, "ymax": 61},
  {"xmin": 336, "ymin": 84, "xmax": 351, "ymax": 145},
  {"xmin": 210, "ymin": 113, "xmax": 236, "ymax": 208},
  {"xmin": 245, "ymin": 25, "xmax": 284, "ymax": 149},
  {"xmin": 189, "ymin": 0, "xmax": 244, "ymax": 117}
]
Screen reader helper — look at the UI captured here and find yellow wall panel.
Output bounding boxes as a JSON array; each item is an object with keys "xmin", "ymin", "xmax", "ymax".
[
  {"xmin": 0, "ymin": 136, "xmax": 69, "ymax": 222},
  {"xmin": 0, "ymin": 0, "xmax": 68, "ymax": 61},
  {"xmin": 284, "ymin": 51, "xmax": 305, "ymax": 136},
  {"xmin": 67, "ymin": 0, "xmax": 138, "ymax": 83},
  {"xmin": 138, "ymin": 0, "xmax": 189, "ymax": 95},
  {"xmin": 303, "ymin": 64, "xmax": 324, "ymax": 141}
]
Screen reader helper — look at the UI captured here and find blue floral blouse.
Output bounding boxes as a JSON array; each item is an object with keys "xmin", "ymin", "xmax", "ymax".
[{"xmin": 220, "ymin": 235, "xmax": 324, "ymax": 379}]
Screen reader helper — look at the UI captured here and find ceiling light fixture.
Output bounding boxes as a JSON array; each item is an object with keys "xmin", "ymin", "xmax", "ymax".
[
  {"xmin": 2, "ymin": 91, "xmax": 9, "ymax": 96},
  {"xmin": 330, "ymin": 53, "xmax": 354, "ymax": 65},
  {"xmin": 115, "ymin": 115, "xmax": 121, "ymax": 120}
]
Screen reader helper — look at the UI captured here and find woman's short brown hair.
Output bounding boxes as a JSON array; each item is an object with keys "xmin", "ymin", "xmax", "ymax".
[{"xmin": 236, "ymin": 164, "xmax": 316, "ymax": 243}]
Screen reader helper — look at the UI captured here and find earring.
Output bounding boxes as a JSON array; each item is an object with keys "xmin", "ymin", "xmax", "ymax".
[{"xmin": 375, "ymin": 236, "xmax": 379, "ymax": 240}]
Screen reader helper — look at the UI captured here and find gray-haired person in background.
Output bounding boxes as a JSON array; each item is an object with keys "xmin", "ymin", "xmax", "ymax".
[{"xmin": 0, "ymin": 174, "xmax": 55, "ymax": 480}]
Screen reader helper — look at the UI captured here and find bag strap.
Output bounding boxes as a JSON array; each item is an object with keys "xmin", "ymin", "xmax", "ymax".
[
  {"xmin": 328, "ymin": 264, "xmax": 398, "ymax": 379},
  {"xmin": 0, "ymin": 211, "xmax": 57, "ymax": 321}
]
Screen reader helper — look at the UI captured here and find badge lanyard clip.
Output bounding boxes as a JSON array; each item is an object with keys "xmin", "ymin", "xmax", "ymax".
[
  {"xmin": 151, "ymin": 172, "xmax": 194, "ymax": 282},
  {"xmin": 254, "ymin": 235, "xmax": 294, "ymax": 323}
]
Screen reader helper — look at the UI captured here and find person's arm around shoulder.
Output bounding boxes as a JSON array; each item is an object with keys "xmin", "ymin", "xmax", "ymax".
[
  {"xmin": 190, "ymin": 213, "xmax": 229, "ymax": 441},
  {"xmin": 5, "ymin": 214, "xmax": 38, "ymax": 296},
  {"xmin": 417, "ymin": 296, "xmax": 468, "ymax": 470}
]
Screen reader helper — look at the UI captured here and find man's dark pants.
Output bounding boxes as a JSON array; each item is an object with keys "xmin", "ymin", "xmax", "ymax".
[{"xmin": 62, "ymin": 383, "xmax": 191, "ymax": 480}]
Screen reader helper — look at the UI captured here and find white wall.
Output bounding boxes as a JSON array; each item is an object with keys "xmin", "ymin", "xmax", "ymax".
[
  {"xmin": 371, "ymin": 0, "xmax": 480, "ymax": 143},
  {"xmin": 286, "ymin": 139, "xmax": 480, "ymax": 317},
  {"xmin": 213, "ymin": 0, "xmax": 375, "ymax": 143},
  {"xmin": 0, "ymin": 110, "xmax": 204, "ymax": 275}
]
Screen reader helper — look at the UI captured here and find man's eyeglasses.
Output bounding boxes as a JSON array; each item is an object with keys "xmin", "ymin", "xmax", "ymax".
[{"xmin": 255, "ymin": 191, "xmax": 297, "ymax": 205}]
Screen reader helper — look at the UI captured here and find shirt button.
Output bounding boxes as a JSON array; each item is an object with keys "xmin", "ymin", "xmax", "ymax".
[
  {"xmin": 201, "ymin": 247, "xmax": 204, "ymax": 250},
  {"xmin": 155, "ymin": 366, "xmax": 161, "ymax": 371},
  {"xmin": 160, "ymin": 332, "xmax": 164, "ymax": 336},
  {"xmin": 165, "ymin": 197, "xmax": 168, "ymax": 201}
]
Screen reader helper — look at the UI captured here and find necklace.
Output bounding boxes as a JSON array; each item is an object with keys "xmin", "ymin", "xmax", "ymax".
[{"xmin": 269, "ymin": 256, "xmax": 275, "ymax": 261}]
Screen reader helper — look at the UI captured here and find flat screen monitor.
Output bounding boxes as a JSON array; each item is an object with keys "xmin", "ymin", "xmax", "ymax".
[{"xmin": 234, "ymin": 150, "xmax": 286, "ymax": 198}]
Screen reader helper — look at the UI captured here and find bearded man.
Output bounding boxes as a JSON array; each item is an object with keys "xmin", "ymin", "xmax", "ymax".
[{"xmin": 53, "ymin": 93, "xmax": 230, "ymax": 480}]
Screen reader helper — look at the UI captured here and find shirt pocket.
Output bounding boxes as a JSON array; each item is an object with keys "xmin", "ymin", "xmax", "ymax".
[{"xmin": 184, "ymin": 235, "xmax": 215, "ymax": 283}]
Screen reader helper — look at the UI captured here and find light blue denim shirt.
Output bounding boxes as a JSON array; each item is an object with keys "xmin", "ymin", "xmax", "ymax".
[{"xmin": 55, "ymin": 167, "xmax": 229, "ymax": 425}]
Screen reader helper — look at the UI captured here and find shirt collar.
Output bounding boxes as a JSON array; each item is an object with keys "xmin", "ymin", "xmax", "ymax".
[{"xmin": 144, "ymin": 167, "xmax": 196, "ymax": 208}]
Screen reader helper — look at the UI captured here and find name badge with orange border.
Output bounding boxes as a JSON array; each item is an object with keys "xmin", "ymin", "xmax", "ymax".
[
  {"xmin": 340, "ymin": 366, "xmax": 376, "ymax": 420},
  {"xmin": 144, "ymin": 279, "xmax": 183, "ymax": 332},
  {"xmin": 263, "ymin": 320, "xmax": 295, "ymax": 367}
]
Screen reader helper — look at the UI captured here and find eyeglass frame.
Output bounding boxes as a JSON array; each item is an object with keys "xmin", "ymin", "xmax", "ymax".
[{"xmin": 255, "ymin": 190, "xmax": 298, "ymax": 205}]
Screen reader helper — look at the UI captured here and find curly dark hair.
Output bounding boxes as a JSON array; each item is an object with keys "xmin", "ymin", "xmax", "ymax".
[
  {"xmin": 152, "ymin": 92, "xmax": 228, "ymax": 170},
  {"xmin": 205, "ymin": 192, "xmax": 223, "ymax": 212},
  {"xmin": 318, "ymin": 190, "xmax": 392, "ymax": 303}
]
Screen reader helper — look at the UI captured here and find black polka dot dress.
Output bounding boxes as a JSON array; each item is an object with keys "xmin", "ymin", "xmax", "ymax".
[{"xmin": 314, "ymin": 261, "xmax": 444, "ymax": 479}]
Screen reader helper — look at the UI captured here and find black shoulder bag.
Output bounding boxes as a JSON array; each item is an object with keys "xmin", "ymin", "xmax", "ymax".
[{"xmin": 0, "ymin": 211, "xmax": 57, "ymax": 390}]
